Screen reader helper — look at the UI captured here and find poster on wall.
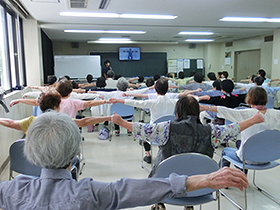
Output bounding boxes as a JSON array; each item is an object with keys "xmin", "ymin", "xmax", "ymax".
[
  {"xmin": 225, "ymin": 51, "xmax": 231, "ymax": 65},
  {"xmin": 177, "ymin": 59, "xmax": 184, "ymax": 68},
  {"xmin": 183, "ymin": 59, "xmax": 190, "ymax": 69},
  {"xmin": 197, "ymin": 59, "xmax": 204, "ymax": 69},
  {"xmin": 168, "ymin": 59, "xmax": 177, "ymax": 67}
]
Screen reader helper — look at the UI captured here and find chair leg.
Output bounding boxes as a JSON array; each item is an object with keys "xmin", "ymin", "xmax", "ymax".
[
  {"xmin": 219, "ymin": 156, "xmax": 246, "ymax": 210},
  {"xmin": 252, "ymin": 170, "xmax": 280, "ymax": 205}
]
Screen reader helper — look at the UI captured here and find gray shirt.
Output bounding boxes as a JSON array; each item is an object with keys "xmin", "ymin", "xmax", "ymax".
[
  {"xmin": 179, "ymin": 83, "xmax": 212, "ymax": 91},
  {"xmin": 0, "ymin": 168, "xmax": 188, "ymax": 210}
]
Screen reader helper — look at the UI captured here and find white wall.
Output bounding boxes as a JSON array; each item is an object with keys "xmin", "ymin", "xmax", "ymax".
[
  {"xmin": 217, "ymin": 36, "xmax": 273, "ymax": 79},
  {"xmin": 52, "ymin": 42, "xmax": 205, "ymax": 60},
  {"xmin": 23, "ymin": 19, "xmax": 43, "ymax": 86}
]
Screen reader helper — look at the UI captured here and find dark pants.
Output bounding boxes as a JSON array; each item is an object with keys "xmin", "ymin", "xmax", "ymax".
[{"xmin": 114, "ymin": 120, "xmax": 132, "ymax": 130}]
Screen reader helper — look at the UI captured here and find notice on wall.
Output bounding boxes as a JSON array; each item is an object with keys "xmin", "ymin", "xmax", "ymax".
[
  {"xmin": 225, "ymin": 51, "xmax": 231, "ymax": 65},
  {"xmin": 183, "ymin": 59, "xmax": 190, "ymax": 69},
  {"xmin": 177, "ymin": 59, "xmax": 184, "ymax": 68},
  {"xmin": 168, "ymin": 59, "xmax": 177, "ymax": 67},
  {"xmin": 197, "ymin": 59, "xmax": 204, "ymax": 69}
]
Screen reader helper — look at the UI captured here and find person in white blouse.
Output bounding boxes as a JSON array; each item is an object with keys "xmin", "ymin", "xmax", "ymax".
[{"xmin": 200, "ymin": 86, "xmax": 280, "ymax": 172}]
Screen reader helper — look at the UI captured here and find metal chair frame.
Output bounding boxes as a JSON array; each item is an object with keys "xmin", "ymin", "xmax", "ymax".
[
  {"xmin": 220, "ymin": 129, "xmax": 280, "ymax": 210},
  {"xmin": 154, "ymin": 153, "xmax": 220, "ymax": 210}
]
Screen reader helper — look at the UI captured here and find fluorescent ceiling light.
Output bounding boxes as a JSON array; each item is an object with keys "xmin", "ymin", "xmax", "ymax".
[
  {"xmin": 220, "ymin": 17, "xmax": 268, "ymax": 22},
  {"xmin": 92, "ymin": 38, "xmax": 132, "ymax": 43},
  {"xmin": 120, "ymin": 14, "xmax": 177, "ymax": 19},
  {"xmin": 88, "ymin": 41, "xmax": 178, "ymax": 44},
  {"xmin": 179, "ymin": 31, "xmax": 213, "ymax": 35},
  {"xmin": 60, "ymin": 12, "xmax": 119, "ymax": 18},
  {"xmin": 64, "ymin": 29, "xmax": 146, "ymax": 34},
  {"xmin": 266, "ymin": 18, "xmax": 280, "ymax": 23},
  {"xmin": 99, "ymin": 38, "xmax": 131, "ymax": 41},
  {"xmin": 60, "ymin": 12, "xmax": 177, "ymax": 20},
  {"xmin": 185, "ymin": 39, "xmax": 214, "ymax": 42}
]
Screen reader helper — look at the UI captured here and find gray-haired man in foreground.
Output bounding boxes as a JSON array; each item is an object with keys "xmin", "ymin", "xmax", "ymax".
[{"xmin": 0, "ymin": 112, "xmax": 248, "ymax": 209}]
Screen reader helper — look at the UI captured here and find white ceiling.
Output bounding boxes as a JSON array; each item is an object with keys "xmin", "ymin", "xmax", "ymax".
[{"xmin": 19, "ymin": 0, "xmax": 280, "ymax": 43}]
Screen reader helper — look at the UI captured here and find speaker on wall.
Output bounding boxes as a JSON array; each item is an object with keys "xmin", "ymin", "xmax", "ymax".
[
  {"xmin": 189, "ymin": 43, "xmax": 196, "ymax": 49},
  {"xmin": 71, "ymin": 42, "xmax": 79, "ymax": 48}
]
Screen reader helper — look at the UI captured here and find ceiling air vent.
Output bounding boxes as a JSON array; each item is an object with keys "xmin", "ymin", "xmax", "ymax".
[
  {"xmin": 225, "ymin": 42, "xmax": 233, "ymax": 47},
  {"xmin": 69, "ymin": 0, "xmax": 88, "ymax": 8},
  {"xmin": 99, "ymin": 0, "xmax": 111, "ymax": 9},
  {"xmin": 264, "ymin": 35, "xmax": 273, "ymax": 42}
]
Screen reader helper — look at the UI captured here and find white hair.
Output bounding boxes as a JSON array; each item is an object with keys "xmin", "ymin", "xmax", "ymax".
[
  {"xmin": 24, "ymin": 111, "xmax": 81, "ymax": 169},
  {"xmin": 117, "ymin": 77, "xmax": 129, "ymax": 91}
]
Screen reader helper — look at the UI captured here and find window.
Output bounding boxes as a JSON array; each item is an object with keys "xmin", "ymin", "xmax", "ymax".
[{"xmin": 0, "ymin": 1, "xmax": 26, "ymax": 91}]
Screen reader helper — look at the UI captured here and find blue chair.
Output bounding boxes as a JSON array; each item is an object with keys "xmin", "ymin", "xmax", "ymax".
[
  {"xmin": 141, "ymin": 114, "xmax": 175, "ymax": 172},
  {"xmin": 110, "ymin": 103, "xmax": 134, "ymax": 140},
  {"xmin": 32, "ymin": 106, "xmax": 42, "ymax": 116},
  {"xmin": 154, "ymin": 153, "xmax": 220, "ymax": 210},
  {"xmin": 9, "ymin": 139, "xmax": 42, "ymax": 180},
  {"xmin": 10, "ymin": 139, "xmax": 79, "ymax": 180},
  {"xmin": 220, "ymin": 130, "xmax": 280, "ymax": 210}
]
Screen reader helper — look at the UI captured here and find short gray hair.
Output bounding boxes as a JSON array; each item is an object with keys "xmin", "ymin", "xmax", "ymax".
[
  {"xmin": 117, "ymin": 77, "xmax": 129, "ymax": 91},
  {"xmin": 24, "ymin": 111, "xmax": 81, "ymax": 169},
  {"xmin": 107, "ymin": 70, "xmax": 114, "ymax": 78}
]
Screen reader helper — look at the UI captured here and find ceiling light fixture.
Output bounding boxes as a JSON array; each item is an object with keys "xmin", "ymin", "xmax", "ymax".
[
  {"xmin": 179, "ymin": 31, "xmax": 213, "ymax": 35},
  {"xmin": 90, "ymin": 38, "xmax": 133, "ymax": 43},
  {"xmin": 120, "ymin": 14, "xmax": 177, "ymax": 19},
  {"xmin": 60, "ymin": 12, "xmax": 177, "ymax": 20},
  {"xmin": 64, "ymin": 29, "xmax": 146, "ymax": 34},
  {"xmin": 185, "ymin": 39, "xmax": 214, "ymax": 42},
  {"xmin": 220, "ymin": 17, "xmax": 268, "ymax": 22},
  {"xmin": 60, "ymin": 11, "xmax": 119, "ymax": 18}
]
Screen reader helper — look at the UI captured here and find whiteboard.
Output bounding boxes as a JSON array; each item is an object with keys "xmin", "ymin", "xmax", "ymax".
[{"xmin": 54, "ymin": 55, "xmax": 101, "ymax": 78}]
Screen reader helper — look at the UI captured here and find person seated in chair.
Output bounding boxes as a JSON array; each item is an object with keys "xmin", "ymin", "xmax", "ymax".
[
  {"xmin": 0, "ymin": 111, "xmax": 250, "ymax": 209},
  {"xmin": 111, "ymin": 95, "xmax": 264, "ymax": 177}
]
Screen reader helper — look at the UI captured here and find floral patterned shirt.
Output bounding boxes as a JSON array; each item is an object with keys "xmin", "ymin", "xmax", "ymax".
[{"xmin": 132, "ymin": 121, "xmax": 240, "ymax": 148}]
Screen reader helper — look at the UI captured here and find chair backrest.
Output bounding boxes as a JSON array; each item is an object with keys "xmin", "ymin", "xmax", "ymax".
[
  {"xmin": 9, "ymin": 139, "xmax": 42, "ymax": 178},
  {"xmin": 154, "ymin": 153, "xmax": 219, "ymax": 197},
  {"xmin": 266, "ymin": 95, "xmax": 274, "ymax": 109},
  {"xmin": 110, "ymin": 103, "xmax": 134, "ymax": 119},
  {"xmin": 242, "ymin": 129, "xmax": 280, "ymax": 163},
  {"xmin": 32, "ymin": 106, "xmax": 42, "ymax": 116},
  {"xmin": 154, "ymin": 114, "xmax": 175, "ymax": 123}
]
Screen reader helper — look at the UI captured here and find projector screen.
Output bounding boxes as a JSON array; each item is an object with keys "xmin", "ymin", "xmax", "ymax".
[
  {"xmin": 54, "ymin": 55, "xmax": 101, "ymax": 78},
  {"xmin": 119, "ymin": 47, "xmax": 140, "ymax": 60}
]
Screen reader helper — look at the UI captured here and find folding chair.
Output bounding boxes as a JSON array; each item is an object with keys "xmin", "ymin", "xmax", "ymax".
[
  {"xmin": 10, "ymin": 139, "xmax": 79, "ymax": 180},
  {"xmin": 141, "ymin": 114, "xmax": 175, "ymax": 172},
  {"xmin": 154, "ymin": 153, "xmax": 220, "ymax": 210},
  {"xmin": 9, "ymin": 139, "xmax": 42, "ymax": 180},
  {"xmin": 110, "ymin": 103, "xmax": 134, "ymax": 140},
  {"xmin": 220, "ymin": 129, "xmax": 280, "ymax": 210}
]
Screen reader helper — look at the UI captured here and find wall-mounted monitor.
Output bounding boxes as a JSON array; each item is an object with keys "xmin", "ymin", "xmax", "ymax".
[{"xmin": 119, "ymin": 47, "xmax": 140, "ymax": 60}]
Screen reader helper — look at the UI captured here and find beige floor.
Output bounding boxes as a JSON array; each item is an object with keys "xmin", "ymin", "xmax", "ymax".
[{"xmin": 2, "ymin": 109, "xmax": 280, "ymax": 210}]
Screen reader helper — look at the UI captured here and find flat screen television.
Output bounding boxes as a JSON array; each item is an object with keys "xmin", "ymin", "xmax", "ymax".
[{"xmin": 119, "ymin": 47, "xmax": 140, "ymax": 60}]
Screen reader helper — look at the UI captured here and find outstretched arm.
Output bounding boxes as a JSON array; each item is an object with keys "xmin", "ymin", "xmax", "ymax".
[
  {"xmin": 10, "ymin": 99, "xmax": 38, "ymax": 107},
  {"xmin": 74, "ymin": 116, "xmax": 110, "ymax": 127},
  {"xmin": 83, "ymin": 99, "xmax": 110, "ymax": 107},
  {"xmin": 0, "ymin": 118, "xmax": 22, "ymax": 130},
  {"xmin": 111, "ymin": 113, "xmax": 133, "ymax": 131},
  {"xmin": 238, "ymin": 111, "xmax": 264, "ymax": 131},
  {"xmin": 187, "ymin": 167, "xmax": 248, "ymax": 192},
  {"xmin": 179, "ymin": 88, "xmax": 202, "ymax": 97},
  {"xmin": 109, "ymin": 98, "xmax": 125, "ymax": 104}
]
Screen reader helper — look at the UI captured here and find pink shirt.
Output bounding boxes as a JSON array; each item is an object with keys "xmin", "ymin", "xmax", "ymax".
[{"xmin": 59, "ymin": 98, "xmax": 85, "ymax": 118}]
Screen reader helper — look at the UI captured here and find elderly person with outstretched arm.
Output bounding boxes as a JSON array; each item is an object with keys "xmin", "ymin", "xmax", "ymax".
[
  {"xmin": 0, "ymin": 89, "xmax": 110, "ymax": 133},
  {"xmin": 200, "ymin": 86, "xmax": 280, "ymax": 170},
  {"xmin": 111, "ymin": 96, "xmax": 264, "ymax": 177},
  {"xmin": 0, "ymin": 111, "xmax": 249, "ymax": 209}
]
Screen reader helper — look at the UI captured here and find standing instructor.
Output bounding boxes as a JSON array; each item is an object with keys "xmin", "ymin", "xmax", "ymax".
[{"xmin": 102, "ymin": 60, "xmax": 112, "ymax": 78}]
